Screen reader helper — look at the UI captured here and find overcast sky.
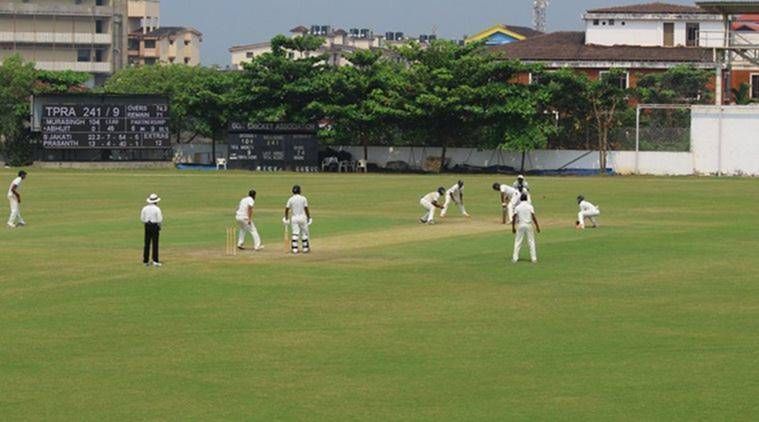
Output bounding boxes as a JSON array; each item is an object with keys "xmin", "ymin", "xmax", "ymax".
[{"xmin": 160, "ymin": 0, "xmax": 697, "ymax": 66}]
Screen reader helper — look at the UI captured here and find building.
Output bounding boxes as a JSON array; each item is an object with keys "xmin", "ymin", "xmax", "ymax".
[
  {"xmin": 493, "ymin": 2, "xmax": 759, "ymax": 103},
  {"xmin": 0, "ymin": 0, "xmax": 128, "ymax": 84},
  {"xmin": 465, "ymin": 24, "xmax": 543, "ymax": 46},
  {"xmin": 230, "ymin": 25, "xmax": 433, "ymax": 70},
  {"xmin": 126, "ymin": 0, "xmax": 202, "ymax": 66},
  {"xmin": 128, "ymin": 26, "xmax": 202, "ymax": 66}
]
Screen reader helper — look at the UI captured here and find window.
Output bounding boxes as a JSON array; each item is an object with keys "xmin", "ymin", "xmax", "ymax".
[
  {"xmin": 184, "ymin": 57, "xmax": 191, "ymax": 64},
  {"xmin": 751, "ymin": 74, "xmax": 759, "ymax": 99},
  {"xmin": 663, "ymin": 22, "xmax": 675, "ymax": 47},
  {"xmin": 184, "ymin": 40, "xmax": 190, "ymax": 46},
  {"xmin": 593, "ymin": 19, "xmax": 599, "ymax": 26},
  {"xmin": 96, "ymin": 0, "xmax": 108, "ymax": 5},
  {"xmin": 144, "ymin": 40, "xmax": 156, "ymax": 49},
  {"xmin": 246, "ymin": 52, "xmax": 254, "ymax": 58},
  {"xmin": 609, "ymin": 19, "xmax": 615, "ymax": 26},
  {"xmin": 95, "ymin": 20, "xmax": 105, "ymax": 34},
  {"xmin": 77, "ymin": 49, "xmax": 91, "ymax": 62},
  {"xmin": 528, "ymin": 72, "xmax": 542, "ymax": 85},
  {"xmin": 599, "ymin": 70, "xmax": 629, "ymax": 90},
  {"xmin": 128, "ymin": 38, "xmax": 139, "ymax": 50},
  {"xmin": 169, "ymin": 40, "xmax": 175, "ymax": 46},
  {"xmin": 94, "ymin": 49, "xmax": 105, "ymax": 62},
  {"xmin": 686, "ymin": 23, "xmax": 700, "ymax": 47},
  {"xmin": 144, "ymin": 58, "xmax": 157, "ymax": 65}
]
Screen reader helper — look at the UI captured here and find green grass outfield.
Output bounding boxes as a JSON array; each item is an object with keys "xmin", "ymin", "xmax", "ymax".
[{"xmin": 1, "ymin": 169, "xmax": 758, "ymax": 420}]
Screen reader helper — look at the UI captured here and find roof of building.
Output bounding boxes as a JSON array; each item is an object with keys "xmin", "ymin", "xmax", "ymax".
[
  {"xmin": 587, "ymin": 2, "xmax": 709, "ymax": 14},
  {"xmin": 133, "ymin": 26, "xmax": 203, "ymax": 38},
  {"xmin": 290, "ymin": 26, "xmax": 309, "ymax": 33},
  {"xmin": 466, "ymin": 23, "xmax": 543, "ymax": 44},
  {"xmin": 491, "ymin": 31, "xmax": 714, "ymax": 63},
  {"xmin": 228, "ymin": 41, "xmax": 272, "ymax": 52}
]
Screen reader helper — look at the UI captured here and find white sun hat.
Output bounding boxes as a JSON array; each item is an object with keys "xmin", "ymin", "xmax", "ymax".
[{"xmin": 146, "ymin": 193, "xmax": 161, "ymax": 204}]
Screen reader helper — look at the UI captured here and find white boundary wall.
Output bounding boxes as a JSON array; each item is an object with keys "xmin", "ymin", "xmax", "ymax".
[{"xmin": 692, "ymin": 106, "xmax": 759, "ymax": 176}]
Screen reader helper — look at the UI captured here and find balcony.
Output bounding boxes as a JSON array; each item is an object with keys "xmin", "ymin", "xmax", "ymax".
[
  {"xmin": 0, "ymin": 3, "xmax": 114, "ymax": 17},
  {"xmin": 0, "ymin": 32, "xmax": 112, "ymax": 45},
  {"xmin": 35, "ymin": 61, "xmax": 112, "ymax": 73}
]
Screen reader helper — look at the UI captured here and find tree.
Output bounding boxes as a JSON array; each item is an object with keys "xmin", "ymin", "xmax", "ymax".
[
  {"xmin": 235, "ymin": 35, "xmax": 330, "ymax": 124},
  {"xmin": 588, "ymin": 69, "xmax": 630, "ymax": 172},
  {"xmin": 534, "ymin": 67, "xmax": 594, "ymax": 150},
  {"xmin": 0, "ymin": 54, "xmax": 89, "ymax": 165},
  {"xmin": 635, "ymin": 65, "xmax": 712, "ymax": 105},
  {"xmin": 103, "ymin": 65, "xmax": 240, "ymax": 159},
  {"xmin": 318, "ymin": 49, "xmax": 407, "ymax": 161}
]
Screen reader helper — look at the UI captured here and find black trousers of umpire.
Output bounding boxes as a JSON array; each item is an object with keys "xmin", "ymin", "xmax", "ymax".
[{"xmin": 143, "ymin": 223, "xmax": 160, "ymax": 263}]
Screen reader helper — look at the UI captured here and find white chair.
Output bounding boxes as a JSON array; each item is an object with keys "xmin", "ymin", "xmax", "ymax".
[
  {"xmin": 321, "ymin": 157, "xmax": 339, "ymax": 172},
  {"xmin": 216, "ymin": 158, "xmax": 227, "ymax": 170},
  {"xmin": 356, "ymin": 159, "xmax": 368, "ymax": 173},
  {"xmin": 338, "ymin": 160, "xmax": 356, "ymax": 173}
]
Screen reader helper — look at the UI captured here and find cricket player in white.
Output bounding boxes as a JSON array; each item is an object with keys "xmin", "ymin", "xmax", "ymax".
[
  {"xmin": 236, "ymin": 189, "xmax": 263, "ymax": 251},
  {"xmin": 419, "ymin": 187, "xmax": 446, "ymax": 224},
  {"xmin": 513, "ymin": 175, "xmax": 532, "ymax": 202},
  {"xmin": 440, "ymin": 180, "xmax": 470, "ymax": 218},
  {"xmin": 576, "ymin": 195, "xmax": 600, "ymax": 229},
  {"xmin": 7, "ymin": 170, "xmax": 27, "ymax": 229},
  {"xmin": 512, "ymin": 193, "xmax": 541, "ymax": 263},
  {"xmin": 284, "ymin": 185, "xmax": 311, "ymax": 254},
  {"xmin": 492, "ymin": 182, "xmax": 521, "ymax": 224}
]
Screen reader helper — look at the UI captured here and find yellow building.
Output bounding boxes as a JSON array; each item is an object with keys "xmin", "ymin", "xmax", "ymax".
[
  {"xmin": 465, "ymin": 24, "xmax": 543, "ymax": 46},
  {"xmin": 0, "ymin": 0, "xmax": 129, "ymax": 83}
]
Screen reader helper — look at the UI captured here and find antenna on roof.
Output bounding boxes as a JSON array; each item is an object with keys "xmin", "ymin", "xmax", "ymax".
[{"xmin": 534, "ymin": 0, "xmax": 549, "ymax": 33}]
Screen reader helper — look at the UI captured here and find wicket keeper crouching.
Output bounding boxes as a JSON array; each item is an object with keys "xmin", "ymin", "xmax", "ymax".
[{"xmin": 284, "ymin": 185, "xmax": 312, "ymax": 254}]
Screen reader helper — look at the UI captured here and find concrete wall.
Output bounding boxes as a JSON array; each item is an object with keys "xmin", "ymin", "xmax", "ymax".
[
  {"xmin": 692, "ymin": 106, "xmax": 759, "ymax": 176},
  {"xmin": 584, "ymin": 18, "xmax": 723, "ymax": 47}
]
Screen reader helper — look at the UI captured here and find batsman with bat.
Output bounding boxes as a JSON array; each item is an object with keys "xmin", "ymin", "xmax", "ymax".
[
  {"xmin": 492, "ymin": 182, "xmax": 521, "ymax": 224},
  {"xmin": 283, "ymin": 185, "xmax": 312, "ymax": 254}
]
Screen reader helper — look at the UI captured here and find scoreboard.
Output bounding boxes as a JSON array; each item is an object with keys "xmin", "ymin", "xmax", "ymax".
[
  {"xmin": 33, "ymin": 95, "xmax": 170, "ymax": 149},
  {"xmin": 228, "ymin": 123, "xmax": 319, "ymax": 171}
]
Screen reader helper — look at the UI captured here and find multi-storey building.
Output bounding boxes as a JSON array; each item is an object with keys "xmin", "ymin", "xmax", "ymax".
[
  {"xmin": 0, "ymin": 0, "xmax": 128, "ymax": 84},
  {"xmin": 230, "ymin": 25, "xmax": 433, "ymax": 70},
  {"xmin": 126, "ymin": 0, "xmax": 201, "ymax": 66}
]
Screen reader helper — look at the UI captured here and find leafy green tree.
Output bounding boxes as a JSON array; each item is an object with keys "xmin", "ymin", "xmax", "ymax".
[
  {"xmin": 235, "ymin": 35, "xmax": 330, "ymax": 124},
  {"xmin": 0, "ymin": 54, "xmax": 89, "ymax": 165},
  {"xmin": 635, "ymin": 65, "xmax": 712, "ymax": 104},
  {"xmin": 103, "ymin": 65, "xmax": 240, "ymax": 159},
  {"xmin": 588, "ymin": 69, "xmax": 630, "ymax": 172},
  {"xmin": 732, "ymin": 83, "xmax": 752, "ymax": 105},
  {"xmin": 533, "ymin": 67, "xmax": 594, "ymax": 149}
]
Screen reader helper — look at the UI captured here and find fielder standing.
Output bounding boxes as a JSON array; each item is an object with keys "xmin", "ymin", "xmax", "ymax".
[
  {"xmin": 7, "ymin": 170, "xmax": 27, "ymax": 229},
  {"xmin": 440, "ymin": 180, "xmax": 470, "ymax": 218},
  {"xmin": 513, "ymin": 175, "xmax": 532, "ymax": 202},
  {"xmin": 284, "ymin": 185, "xmax": 312, "ymax": 254},
  {"xmin": 236, "ymin": 189, "xmax": 264, "ymax": 251},
  {"xmin": 419, "ymin": 187, "xmax": 445, "ymax": 224},
  {"xmin": 492, "ymin": 182, "xmax": 521, "ymax": 224},
  {"xmin": 576, "ymin": 195, "xmax": 600, "ymax": 229},
  {"xmin": 140, "ymin": 193, "xmax": 163, "ymax": 267},
  {"xmin": 512, "ymin": 193, "xmax": 540, "ymax": 264}
]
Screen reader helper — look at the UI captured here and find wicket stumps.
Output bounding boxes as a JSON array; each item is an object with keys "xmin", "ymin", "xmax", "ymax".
[{"xmin": 225, "ymin": 227, "xmax": 237, "ymax": 256}]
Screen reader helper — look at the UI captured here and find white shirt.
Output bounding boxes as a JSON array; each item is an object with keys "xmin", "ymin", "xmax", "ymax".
[
  {"xmin": 140, "ymin": 204, "xmax": 163, "ymax": 224},
  {"xmin": 286, "ymin": 194, "xmax": 309, "ymax": 218},
  {"xmin": 513, "ymin": 181, "xmax": 530, "ymax": 191},
  {"xmin": 500, "ymin": 185, "xmax": 520, "ymax": 200},
  {"xmin": 447, "ymin": 183, "xmax": 463, "ymax": 197},
  {"xmin": 236, "ymin": 196, "xmax": 255, "ymax": 220},
  {"xmin": 7, "ymin": 177, "xmax": 22, "ymax": 197},
  {"xmin": 421, "ymin": 191, "xmax": 441, "ymax": 203},
  {"xmin": 579, "ymin": 200, "xmax": 599, "ymax": 214},
  {"xmin": 513, "ymin": 202, "xmax": 535, "ymax": 225}
]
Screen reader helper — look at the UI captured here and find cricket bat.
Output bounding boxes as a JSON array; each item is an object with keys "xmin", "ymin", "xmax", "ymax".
[
  {"xmin": 502, "ymin": 206, "xmax": 507, "ymax": 224},
  {"xmin": 284, "ymin": 224, "xmax": 289, "ymax": 253}
]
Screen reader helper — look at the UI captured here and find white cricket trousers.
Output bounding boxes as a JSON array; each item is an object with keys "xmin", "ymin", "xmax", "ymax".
[
  {"xmin": 7, "ymin": 195, "xmax": 24, "ymax": 226},
  {"xmin": 513, "ymin": 224, "xmax": 537, "ymax": 262},
  {"xmin": 578, "ymin": 210, "xmax": 600, "ymax": 228},
  {"xmin": 441, "ymin": 193, "xmax": 466, "ymax": 217},
  {"xmin": 290, "ymin": 216, "xmax": 310, "ymax": 253},
  {"xmin": 506, "ymin": 196, "xmax": 520, "ymax": 223},
  {"xmin": 236, "ymin": 217, "xmax": 261, "ymax": 249},
  {"xmin": 420, "ymin": 199, "xmax": 436, "ymax": 223}
]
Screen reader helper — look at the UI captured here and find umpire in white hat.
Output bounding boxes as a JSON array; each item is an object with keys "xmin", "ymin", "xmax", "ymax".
[{"xmin": 140, "ymin": 193, "xmax": 163, "ymax": 267}]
